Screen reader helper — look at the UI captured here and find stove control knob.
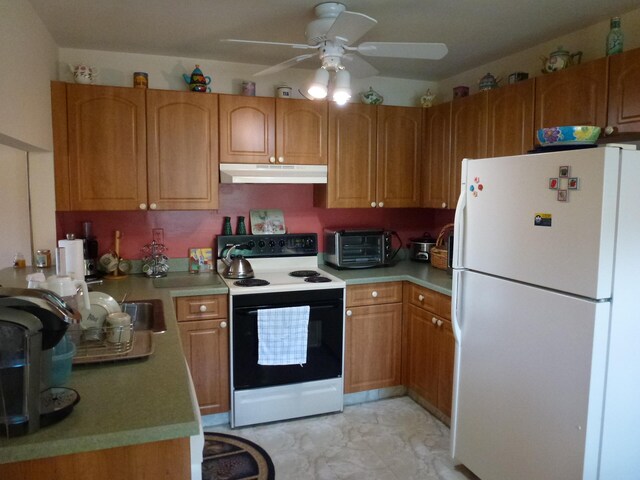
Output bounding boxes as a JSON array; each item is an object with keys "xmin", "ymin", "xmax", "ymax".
[
  {"xmin": 247, "ymin": 241, "xmax": 256, "ymax": 249},
  {"xmin": 346, "ymin": 310, "xmax": 352, "ymax": 317},
  {"xmin": 220, "ymin": 321, "xmax": 227, "ymax": 329},
  {"xmin": 278, "ymin": 239, "xmax": 286, "ymax": 247},
  {"xmin": 199, "ymin": 305, "xmax": 207, "ymax": 313},
  {"xmin": 268, "ymin": 240, "xmax": 276, "ymax": 247},
  {"xmin": 258, "ymin": 240, "xmax": 266, "ymax": 248}
]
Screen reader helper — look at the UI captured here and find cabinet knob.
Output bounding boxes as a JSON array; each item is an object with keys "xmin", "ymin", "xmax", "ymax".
[
  {"xmin": 199, "ymin": 305, "xmax": 207, "ymax": 312},
  {"xmin": 346, "ymin": 309, "xmax": 352, "ymax": 317},
  {"xmin": 370, "ymin": 201, "xmax": 377, "ymax": 208},
  {"xmin": 432, "ymin": 317, "xmax": 438, "ymax": 325},
  {"xmin": 269, "ymin": 156, "xmax": 276, "ymax": 163},
  {"xmin": 139, "ymin": 203, "xmax": 147, "ymax": 210},
  {"xmin": 437, "ymin": 319, "xmax": 443, "ymax": 327},
  {"xmin": 150, "ymin": 203, "xmax": 157, "ymax": 210},
  {"xmin": 604, "ymin": 126, "xmax": 616, "ymax": 136},
  {"xmin": 418, "ymin": 294, "xmax": 424, "ymax": 302},
  {"xmin": 278, "ymin": 156, "xmax": 284, "ymax": 163},
  {"xmin": 441, "ymin": 202, "xmax": 447, "ymax": 209},
  {"xmin": 378, "ymin": 202, "xmax": 384, "ymax": 208},
  {"xmin": 371, "ymin": 291, "xmax": 378, "ymax": 298},
  {"xmin": 220, "ymin": 321, "xmax": 227, "ymax": 329}
]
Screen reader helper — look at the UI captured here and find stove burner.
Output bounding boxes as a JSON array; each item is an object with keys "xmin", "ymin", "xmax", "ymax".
[
  {"xmin": 289, "ymin": 270, "xmax": 320, "ymax": 278},
  {"xmin": 304, "ymin": 276, "xmax": 332, "ymax": 283},
  {"xmin": 234, "ymin": 278, "xmax": 270, "ymax": 287}
]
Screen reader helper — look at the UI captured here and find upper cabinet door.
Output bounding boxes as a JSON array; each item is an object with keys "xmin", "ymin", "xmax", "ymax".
[
  {"xmin": 376, "ymin": 106, "xmax": 422, "ymax": 208},
  {"xmin": 66, "ymin": 84, "xmax": 147, "ymax": 211},
  {"xmin": 487, "ymin": 79, "xmax": 535, "ymax": 157},
  {"xmin": 422, "ymin": 102, "xmax": 452, "ymax": 209},
  {"xmin": 535, "ymin": 57, "xmax": 608, "ymax": 129},
  {"xmin": 276, "ymin": 98, "xmax": 328, "ymax": 165},
  {"xmin": 450, "ymin": 92, "xmax": 488, "ymax": 207},
  {"xmin": 146, "ymin": 90, "xmax": 219, "ymax": 210},
  {"xmin": 607, "ymin": 48, "xmax": 640, "ymax": 133},
  {"xmin": 319, "ymin": 103, "xmax": 376, "ymax": 208},
  {"xmin": 218, "ymin": 95, "xmax": 275, "ymax": 164}
]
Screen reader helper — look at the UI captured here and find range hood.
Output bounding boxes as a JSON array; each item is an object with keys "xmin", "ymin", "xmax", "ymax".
[{"xmin": 220, "ymin": 163, "xmax": 327, "ymax": 184}]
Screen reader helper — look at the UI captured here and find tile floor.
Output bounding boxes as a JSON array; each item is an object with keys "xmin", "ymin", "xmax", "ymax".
[{"xmin": 207, "ymin": 396, "xmax": 478, "ymax": 480}]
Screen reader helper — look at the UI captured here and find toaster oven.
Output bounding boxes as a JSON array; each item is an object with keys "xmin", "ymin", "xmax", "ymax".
[{"xmin": 324, "ymin": 228, "xmax": 397, "ymax": 269}]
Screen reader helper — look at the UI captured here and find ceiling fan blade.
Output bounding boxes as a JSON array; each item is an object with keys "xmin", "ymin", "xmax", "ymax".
[
  {"xmin": 357, "ymin": 42, "xmax": 448, "ymax": 60},
  {"xmin": 342, "ymin": 55, "xmax": 379, "ymax": 79},
  {"xmin": 326, "ymin": 11, "xmax": 377, "ymax": 45},
  {"xmin": 222, "ymin": 38, "xmax": 313, "ymax": 50},
  {"xmin": 253, "ymin": 54, "xmax": 316, "ymax": 77}
]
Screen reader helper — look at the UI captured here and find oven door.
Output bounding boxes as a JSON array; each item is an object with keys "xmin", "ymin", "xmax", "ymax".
[{"xmin": 231, "ymin": 288, "xmax": 344, "ymax": 390}]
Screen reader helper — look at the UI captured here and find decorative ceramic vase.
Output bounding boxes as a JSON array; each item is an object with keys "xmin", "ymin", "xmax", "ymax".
[
  {"xmin": 360, "ymin": 87, "xmax": 383, "ymax": 105},
  {"xmin": 606, "ymin": 17, "xmax": 623, "ymax": 56},
  {"xmin": 69, "ymin": 64, "xmax": 98, "ymax": 84}
]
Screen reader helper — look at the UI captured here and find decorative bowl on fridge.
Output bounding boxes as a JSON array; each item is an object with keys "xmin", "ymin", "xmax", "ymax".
[{"xmin": 537, "ymin": 126, "xmax": 601, "ymax": 146}]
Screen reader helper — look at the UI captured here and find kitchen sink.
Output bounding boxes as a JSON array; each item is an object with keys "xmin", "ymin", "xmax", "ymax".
[{"xmin": 121, "ymin": 299, "xmax": 166, "ymax": 333}]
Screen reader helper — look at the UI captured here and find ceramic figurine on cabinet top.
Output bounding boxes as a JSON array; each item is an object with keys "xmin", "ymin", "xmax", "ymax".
[
  {"xmin": 360, "ymin": 86, "xmax": 383, "ymax": 105},
  {"xmin": 182, "ymin": 65, "xmax": 212, "ymax": 92},
  {"xmin": 420, "ymin": 89, "xmax": 435, "ymax": 108},
  {"xmin": 69, "ymin": 64, "xmax": 98, "ymax": 84}
]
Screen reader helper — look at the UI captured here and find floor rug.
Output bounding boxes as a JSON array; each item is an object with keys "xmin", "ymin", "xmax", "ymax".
[{"xmin": 202, "ymin": 432, "xmax": 275, "ymax": 480}]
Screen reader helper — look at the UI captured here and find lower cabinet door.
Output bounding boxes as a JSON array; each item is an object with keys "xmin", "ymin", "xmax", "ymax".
[
  {"xmin": 345, "ymin": 303, "xmax": 402, "ymax": 393},
  {"xmin": 437, "ymin": 319, "xmax": 455, "ymax": 418},
  {"xmin": 407, "ymin": 304, "xmax": 439, "ymax": 405},
  {"xmin": 178, "ymin": 319, "xmax": 229, "ymax": 414}
]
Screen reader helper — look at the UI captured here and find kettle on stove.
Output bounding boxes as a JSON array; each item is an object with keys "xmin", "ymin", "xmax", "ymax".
[{"xmin": 221, "ymin": 244, "xmax": 254, "ymax": 279}]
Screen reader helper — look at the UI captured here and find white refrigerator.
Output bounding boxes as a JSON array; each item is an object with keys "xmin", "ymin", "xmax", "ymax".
[{"xmin": 451, "ymin": 146, "xmax": 640, "ymax": 480}]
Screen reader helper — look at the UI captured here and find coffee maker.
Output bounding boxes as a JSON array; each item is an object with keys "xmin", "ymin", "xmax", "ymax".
[{"xmin": 0, "ymin": 287, "xmax": 80, "ymax": 437}]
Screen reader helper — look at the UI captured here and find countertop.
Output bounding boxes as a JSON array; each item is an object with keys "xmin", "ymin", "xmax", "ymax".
[{"xmin": 0, "ymin": 259, "xmax": 449, "ymax": 464}]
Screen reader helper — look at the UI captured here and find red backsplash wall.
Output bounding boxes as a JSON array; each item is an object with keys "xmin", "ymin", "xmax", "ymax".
[{"xmin": 56, "ymin": 184, "xmax": 454, "ymax": 259}]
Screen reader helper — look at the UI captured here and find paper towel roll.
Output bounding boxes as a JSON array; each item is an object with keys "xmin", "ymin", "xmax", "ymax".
[{"xmin": 58, "ymin": 238, "xmax": 85, "ymax": 280}]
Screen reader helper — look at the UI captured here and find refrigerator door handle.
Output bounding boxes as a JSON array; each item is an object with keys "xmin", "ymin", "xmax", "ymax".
[
  {"xmin": 451, "ymin": 269, "xmax": 463, "ymax": 342},
  {"xmin": 452, "ymin": 159, "xmax": 468, "ymax": 270}
]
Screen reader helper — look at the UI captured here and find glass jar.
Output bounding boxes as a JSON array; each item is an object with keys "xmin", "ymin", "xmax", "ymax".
[
  {"xmin": 13, "ymin": 252, "xmax": 26, "ymax": 268},
  {"xmin": 35, "ymin": 249, "xmax": 52, "ymax": 268}
]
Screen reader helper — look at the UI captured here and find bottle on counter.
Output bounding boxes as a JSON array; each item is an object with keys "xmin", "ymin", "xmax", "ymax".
[{"xmin": 606, "ymin": 16, "xmax": 624, "ymax": 56}]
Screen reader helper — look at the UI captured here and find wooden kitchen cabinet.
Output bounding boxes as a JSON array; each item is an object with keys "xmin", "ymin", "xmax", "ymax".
[
  {"xmin": 146, "ymin": 89, "xmax": 219, "ymax": 210},
  {"xmin": 218, "ymin": 95, "xmax": 327, "ymax": 165},
  {"xmin": 534, "ymin": 57, "xmax": 608, "ymax": 131},
  {"xmin": 487, "ymin": 79, "xmax": 535, "ymax": 157},
  {"xmin": 422, "ymin": 102, "xmax": 451, "ymax": 209},
  {"xmin": 344, "ymin": 282, "xmax": 403, "ymax": 393},
  {"xmin": 52, "ymin": 82, "xmax": 220, "ymax": 211},
  {"xmin": 405, "ymin": 283, "xmax": 454, "ymax": 420},
  {"xmin": 607, "ymin": 47, "xmax": 640, "ymax": 133},
  {"xmin": 449, "ymin": 92, "xmax": 488, "ymax": 207},
  {"xmin": 175, "ymin": 295, "xmax": 229, "ymax": 415},
  {"xmin": 53, "ymin": 82, "xmax": 148, "ymax": 211},
  {"xmin": 315, "ymin": 103, "xmax": 421, "ymax": 208}
]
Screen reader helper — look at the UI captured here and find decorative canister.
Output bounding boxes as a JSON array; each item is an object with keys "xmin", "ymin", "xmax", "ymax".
[
  {"xmin": 276, "ymin": 85, "xmax": 292, "ymax": 98},
  {"xmin": 508, "ymin": 72, "xmax": 529, "ymax": 84},
  {"xmin": 360, "ymin": 86, "xmax": 383, "ymax": 105},
  {"xmin": 242, "ymin": 81, "xmax": 256, "ymax": 96},
  {"xmin": 453, "ymin": 86, "xmax": 469, "ymax": 98},
  {"xmin": 133, "ymin": 72, "xmax": 148, "ymax": 88}
]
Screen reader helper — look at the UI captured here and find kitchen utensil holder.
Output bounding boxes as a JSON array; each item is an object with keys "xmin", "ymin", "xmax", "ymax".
[{"xmin": 430, "ymin": 223, "xmax": 454, "ymax": 270}]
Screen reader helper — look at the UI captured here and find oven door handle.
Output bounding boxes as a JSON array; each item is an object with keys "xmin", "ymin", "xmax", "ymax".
[{"xmin": 240, "ymin": 304, "xmax": 339, "ymax": 316}]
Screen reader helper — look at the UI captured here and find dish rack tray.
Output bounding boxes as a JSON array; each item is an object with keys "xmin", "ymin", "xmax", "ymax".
[{"xmin": 67, "ymin": 322, "xmax": 137, "ymax": 363}]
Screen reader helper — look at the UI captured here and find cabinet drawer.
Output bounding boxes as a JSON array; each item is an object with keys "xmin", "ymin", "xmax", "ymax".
[
  {"xmin": 175, "ymin": 295, "xmax": 228, "ymax": 322},
  {"xmin": 407, "ymin": 284, "xmax": 451, "ymax": 319},
  {"xmin": 347, "ymin": 282, "xmax": 403, "ymax": 307}
]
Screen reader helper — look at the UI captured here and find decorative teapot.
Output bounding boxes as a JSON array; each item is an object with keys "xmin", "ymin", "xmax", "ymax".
[
  {"xmin": 478, "ymin": 72, "xmax": 501, "ymax": 91},
  {"xmin": 69, "ymin": 64, "xmax": 98, "ymax": 84},
  {"xmin": 541, "ymin": 46, "xmax": 582, "ymax": 74},
  {"xmin": 420, "ymin": 89, "xmax": 435, "ymax": 108},
  {"xmin": 360, "ymin": 86, "xmax": 383, "ymax": 105},
  {"xmin": 182, "ymin": 65, "xmax": 212, "ymax": 92}
]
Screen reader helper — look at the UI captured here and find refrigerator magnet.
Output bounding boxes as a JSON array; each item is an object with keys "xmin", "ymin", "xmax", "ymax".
[
  {"xmin": 557, "ymin": 190, "xmax": 568, "ymax": 202},
  {"xmin": 559, "ymin": 166, "xmax": 570, "ymax": 178},
  {"xmin": 568, "ymin": 177, "xmax": 579, "ymax": 189},
  {"xmin": 549, "ymin": 178, "xmax": 559, "ymax": 189}
]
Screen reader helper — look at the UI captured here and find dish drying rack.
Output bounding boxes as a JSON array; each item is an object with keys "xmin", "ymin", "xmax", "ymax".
[
  {"xmin": 68, "ymin": 321, "xmax": 135, "ymax": 363},
  {"xmin": 142, "ymin": 240, "xmax": 169, "ymax": 278}
]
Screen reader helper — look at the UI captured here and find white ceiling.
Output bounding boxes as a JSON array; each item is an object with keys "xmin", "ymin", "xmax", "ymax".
[{"xmin": 29, "ymin": 0, "xmax": 638, "ymax": 81}]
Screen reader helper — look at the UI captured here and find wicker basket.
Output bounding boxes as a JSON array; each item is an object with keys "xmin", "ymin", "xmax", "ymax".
[{"xmin": 430, "ymin": 223, "xmax": 454, "ymax": 270}]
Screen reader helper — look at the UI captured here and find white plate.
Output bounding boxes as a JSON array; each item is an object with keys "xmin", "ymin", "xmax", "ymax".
[{"xmin": 85, "ymin": 291, "xmax": 121, "ymax": 327}]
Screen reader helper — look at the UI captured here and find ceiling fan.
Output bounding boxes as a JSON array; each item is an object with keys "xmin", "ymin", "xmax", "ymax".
[{"xmin": 223, "ymin": 2, "xmax": 447, "ymax": 103}]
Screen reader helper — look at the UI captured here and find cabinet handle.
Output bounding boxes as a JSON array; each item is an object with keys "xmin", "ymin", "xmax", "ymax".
[
  {"xmin": 269, "ymin": 156, "xmax": 276, "ymax": 163},
  {"xmin": 278, "ymin": 156, "xmax": 284, "ymax": 163},
  {"xmin": 220, "ymin": 321, "xmax": 227, "ymax": 329},
  {"xmin": 199, "ymin": 305, "xmax": 207, "ymax": 312},
  {"xmin": 418, "ymin": 294, "xmax": 424, "ymax": 302},
  {"xmin": 346, "ymin": 309, "xmax": 352, "ymax": 316},
  {"xmin": 370, "ymin": 201, "xmax": 377, "ymax": 208},
  {"xmin": 441, "ymin": 202, "xmax": 447, "ymax": 209},
  {"xmin": 149, "ymin": 203, "xmax": 157, "ymax": 210},
  {"xmin": 139, "ymin": 203, "xmax": 147, "ymax": 210},
  {"xmin": 378, "ymin": 202, "xmax": 384, "ymax": 208},
  {"xmin": 371, "ymin": 291, "xmax": 378, "ymax": 298},
  {"xmin": 437, "ymin": 319, "xmax": 443, "ymax": 327},
  {"xmin": 432, "ymin": 317, "xmax": 437, "ymax": 325}
]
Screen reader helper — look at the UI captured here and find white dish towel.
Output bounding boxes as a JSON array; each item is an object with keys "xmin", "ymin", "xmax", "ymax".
[{"xmin": 257, "ymin": 305, "xmax": 310, "ymax": 365}]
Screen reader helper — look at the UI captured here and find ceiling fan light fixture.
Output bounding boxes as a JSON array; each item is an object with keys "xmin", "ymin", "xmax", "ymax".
[
  {"xmin": 307, "ymin": 67, "xmax": 330, "ymax": 99},
  {"xmin": 332, "ymin": 69, "xmax": 351, "ymax": 105}
]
